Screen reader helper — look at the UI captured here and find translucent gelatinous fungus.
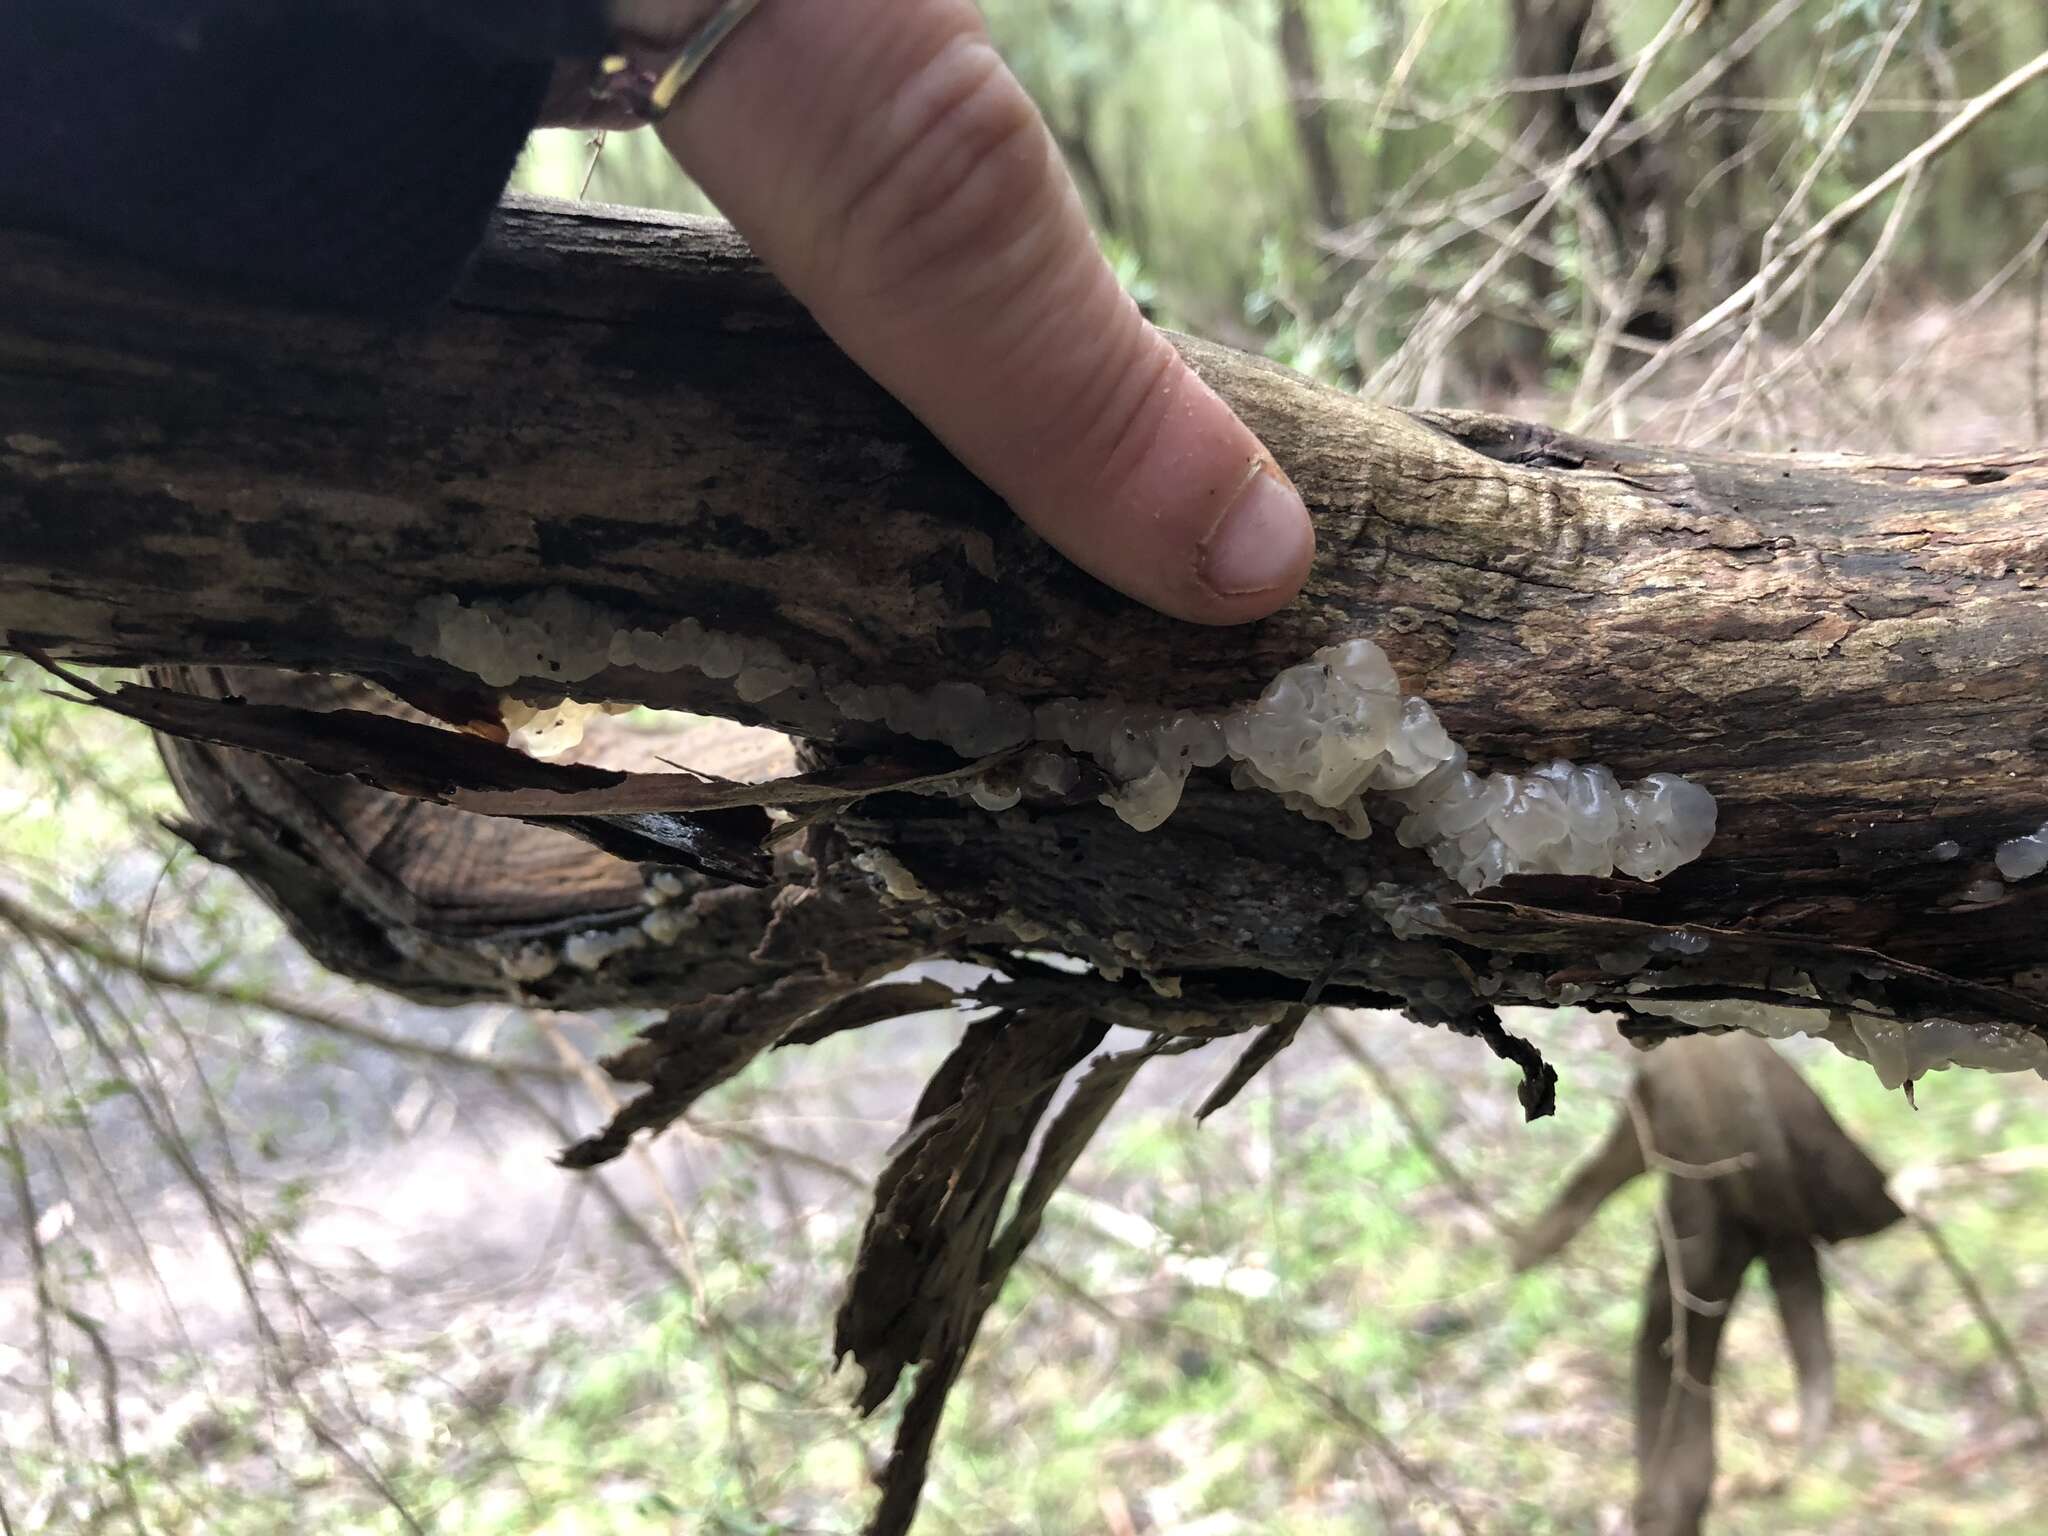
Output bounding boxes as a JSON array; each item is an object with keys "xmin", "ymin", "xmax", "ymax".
[
  {"xmin": 411, "ymin": 597, "xmax": 1717, "ymax": 894},
  {"xmin": 1995, "ymin": 822, "xmax": 2048, "ymax": 882}
]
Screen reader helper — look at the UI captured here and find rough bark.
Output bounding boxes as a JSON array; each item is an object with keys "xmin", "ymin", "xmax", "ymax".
[{"xmin": 7, "ymin": 196, "xmax": 2048, "ymax": 1043}]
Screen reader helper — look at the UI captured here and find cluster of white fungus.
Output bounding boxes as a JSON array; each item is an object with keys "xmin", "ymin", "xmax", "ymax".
[
  {"xmin": 1846, "ymin": 1017, "xmax": 2048, "ymax": 1087},
  {"xmin": 471, "ymin": 872, "xmax": 708, "ymax": 987},
  {"xmin": 831, "ymin": 681, "xmax": 1034, "ymax": 759},
  {"xmin": 1024, "ymin": 640, "xmax": 1716, "ymax": 889},
  {"xmin": 1648, "ymin": 930, "xmax": 1712, "ymax": 956},
  {"xmin": 1037, "ymin": 639, "xmax": 1717, "ymax": 891},
  {"xmin": 410, "ymin": 594, "xmax": 1717, "ymax": 894},
  {"xmin": 1629, "ymin": 997, "xmax": 2048, "ymax": 1088},
  {"xmin": 413, "ymin": 590, "xmax": 819, "ymax": 704},
  {"xmin": 486, "ymin": 941, "xmax": 561, "ymax": 983},
  {"xmin": 415, "ymin": 592, "xmax": 2048, "ymax": 1092}
]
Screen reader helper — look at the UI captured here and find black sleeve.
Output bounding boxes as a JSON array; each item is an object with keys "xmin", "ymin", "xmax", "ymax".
[
  {"xmin": 72, "ymin": 0, "xmax": 613, "ymax": 57},
  {"xmin": 2, "ymin": 0, "xmax": 615, "ymax": 309}
]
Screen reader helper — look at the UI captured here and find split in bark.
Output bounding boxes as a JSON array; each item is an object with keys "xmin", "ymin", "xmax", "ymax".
[{"xmin": 6, "ymin": 199, "xmax": 2048, "ymax": 1532}]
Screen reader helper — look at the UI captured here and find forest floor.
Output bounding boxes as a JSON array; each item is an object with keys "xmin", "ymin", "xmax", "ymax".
[{"xmin": 4, "ymin": 305, "xmax": 2048, "ymax": 1533}]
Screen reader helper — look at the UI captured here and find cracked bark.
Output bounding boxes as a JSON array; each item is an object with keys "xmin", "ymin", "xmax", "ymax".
[
  {"xmin": 5, "ymin": 197, "xmax": 2048, "ymax": 1049},
  {"xmin": 8, "ymin": 193, "xmax": 2045, "ymax": 1536}
]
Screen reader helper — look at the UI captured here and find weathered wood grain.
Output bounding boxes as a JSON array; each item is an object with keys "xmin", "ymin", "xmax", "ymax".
[{"xmin": 5, "ymin": 196, "xmax": 2048, "ymax": 1046}]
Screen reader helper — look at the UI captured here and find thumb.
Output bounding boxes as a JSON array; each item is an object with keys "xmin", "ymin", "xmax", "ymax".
[{"xmin": 654, "ymin": 0, "xmax": 1315, "ymax": 624}]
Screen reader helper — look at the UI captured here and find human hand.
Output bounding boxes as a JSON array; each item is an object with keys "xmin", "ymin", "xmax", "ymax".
[{"xmin": 592, "ymin": 0, "xmax": 1316, "ymax": 624}]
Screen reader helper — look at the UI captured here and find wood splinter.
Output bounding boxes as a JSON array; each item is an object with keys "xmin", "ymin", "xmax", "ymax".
[{"xmin": 1513, "ymin": 1034, "xmax": 1904, "ymax": 1536}]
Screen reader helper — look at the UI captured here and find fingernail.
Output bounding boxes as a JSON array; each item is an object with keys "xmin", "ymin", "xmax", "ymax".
[{"xmin": 1198, "ymin": 463, "xmax": 1314, "ymax": 596}]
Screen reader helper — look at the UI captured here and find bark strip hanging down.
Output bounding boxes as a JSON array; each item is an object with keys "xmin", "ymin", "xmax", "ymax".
[
  {"xmin": 7, "ymin": 198, "xmax": 2048, "ymax": 1065},
  {"xmin": 45, "ymin": 662, "xmax": 1025, "ymax": 885}
]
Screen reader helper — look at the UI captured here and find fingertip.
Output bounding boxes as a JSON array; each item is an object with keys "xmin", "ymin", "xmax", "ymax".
[
  {"xmin": 1045, "ymin": 355, "xmax": 1316, "ymax": 625},
  {"xmin": 1191, "ymin": 461, "xmax": 1317, "ymax": 618},
  {"xmin": 652, "ymin": 0, "xmax": 1318, "ymax": 627}
]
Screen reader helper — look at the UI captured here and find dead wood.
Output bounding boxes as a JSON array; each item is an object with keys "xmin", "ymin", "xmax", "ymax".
[
  {"xmin": 8, "ymin": 198, "xmax": 2048, "ymax": 1051},
  {"xmin": 1514, "ymin": 1033, "xmax": 1904, "ymax": 1536},
  {"xmin": 4, "ymin": 197, "xmax": 2045, "ymax": 1532}
]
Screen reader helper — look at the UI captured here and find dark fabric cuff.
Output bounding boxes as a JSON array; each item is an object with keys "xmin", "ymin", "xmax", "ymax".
[
  {"xmin": 70, "ymin": 0, "xmax": 615, "ymax": 59},
  {"xmin": 4, "ymin": 0, "xmax": 564, "ymax": 309}
]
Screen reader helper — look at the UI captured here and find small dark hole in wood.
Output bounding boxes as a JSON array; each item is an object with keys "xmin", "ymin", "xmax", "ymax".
[{"xmin": 1962, "ymin": 469, "xmax": 2009, "ymax": 485}]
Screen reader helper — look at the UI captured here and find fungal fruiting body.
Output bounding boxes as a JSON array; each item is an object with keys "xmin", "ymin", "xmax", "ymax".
[
  {"xmin": 413, "ymin": 590, "xmax": 820, "ymax": 699},
  {"xmin": 1629, "ymin": 996, "xmax": 2048, "ymax": 1088},
  {"xmin": 1032, "ymin": 640, "xmax": 1716, "ymax": 891},
  {"xmin": 410, "ymin": 595, "xmax": 1716, "ymax": 893},
  {"xmin": 1648, "ymin": 930, "xmax": 1711, "ymax": 956},
  {"xmin": 1997, "ymin": 822, "xmax": 2048, "ymax": 881}
]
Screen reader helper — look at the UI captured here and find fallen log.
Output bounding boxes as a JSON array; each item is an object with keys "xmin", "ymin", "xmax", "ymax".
[
  {"xmin": 7, "ymin": 195, "xmax": 2048, "ymax": 1533},
  {"xmin": 8, "ymin": 198, "xmax": 2048, "ymax": 1048}
]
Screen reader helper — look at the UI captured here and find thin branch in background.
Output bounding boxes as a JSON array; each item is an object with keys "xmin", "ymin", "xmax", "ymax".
[
  {"xmin": 6, "ymin": 921, "xmax": 434, "ymax": 1535},
  {"xmin": 1368, "ymin": 0, "xmax": 1709, "ymax": 399},
  {"xmin": 1690, "ymin": 163, "xmax": 1924, "ymax": 445},
  {"xmin": 2033, "ymin": 229, "xmax": 2045, "ymax": 441},
  {"xmin": 1703, "ymin": 0, "xmax": 1926, "ymax": 443},
  {"xmin": 1622, "ymin": 1090, "xmax": 1718, "ymax": 1475},
  {"xmin": 1912, "ymin": 1209, "xmax": 2045, "ymax": 1432},
  {"xmin": 1319, "ymin": 1011, "xmax": 1521, "ymax": 1241},
  {"xmin": 0, "ymin": 947, "xmax": 211, "ymax": 1371},
  {"xmin": 0, "ymin": 888, "xmax": 574, "ymax": 1084},
  {"xmin": 1584, "ymin": 45, "xmax": 2048, "ymax": 433},
  {"xmin": 1363, "ymin": 0, "xmax": 1453, "ymax": 144},
  {"xmin": 1023, "ymin": 1259, "xmax": 1482, "ymax": 1536},
  {"xmin": 0, "ymin": 994, "xmax": 63, "ymax": 1449},
  {"xmin": 1863, "ymin": 211, "xmax": 2048, "ymax": 416},
  {"xmin": 578, "ymin": 130, "xmax": 607, "ymax": 200},
  {"xmin": 530, "ymin": 1013, "xmax": 765, "ymax": 1514},
  {"xmin": 1885, "ymin": 1179, "xmax": 2048, "ymax": 1437},
  {"xmin": 495, "ymin": 1076, "xmax": 692, "ymax": 1288},
  {"xmin": 57, "ymin": 1303, "xmax": 145, "ymax": 1536}
]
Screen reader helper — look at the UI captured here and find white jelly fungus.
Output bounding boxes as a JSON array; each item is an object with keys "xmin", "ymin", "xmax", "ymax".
[
  {"xmin": 410, "ymin": 594, "xmax": 1716, "ymax": 893},
  {"xmin": 1996, "ymin": 822, "xmax": 2048, "ymax": 882}
]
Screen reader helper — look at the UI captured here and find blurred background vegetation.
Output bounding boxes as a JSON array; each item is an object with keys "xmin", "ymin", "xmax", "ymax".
[
  {"xmin": 8, "ymin": 0, "xmax": 2048, "ymax": 1532},
  {"xmin": 526, "ymin": 0, "xmax": 2048, "ymax": 444}
]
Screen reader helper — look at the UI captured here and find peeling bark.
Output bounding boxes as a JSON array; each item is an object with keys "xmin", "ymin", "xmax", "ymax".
[
  {"xmin": 6, "ymin": 198, "xmax": 2048, "ymax": 1047},
  {"xmin": 1515, "ymin": 1034, "xmax": 1904, "ymax": 1536},
  {"xmin": 7, "ymin": 194, "xmax": 2044, "ymax": 1536}
]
